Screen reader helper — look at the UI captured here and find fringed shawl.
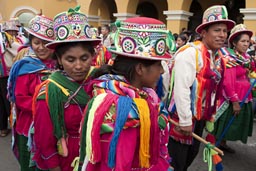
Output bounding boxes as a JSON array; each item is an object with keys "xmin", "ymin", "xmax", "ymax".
[
  {"xmin": 79, "ymin": 74, "xmax": 169, "ymax": 169},
  {"xmin": 33, "ymin": 70, "xmax": 93, "ymax": 140},
  {"xmin": 7, "ymin": 56, "xmax": 49, "ymax": 102}
]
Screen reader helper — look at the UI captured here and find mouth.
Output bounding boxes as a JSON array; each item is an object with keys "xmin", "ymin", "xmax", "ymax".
[
  {"xmin": 216, "ymin": 40, "xmax": 225, "ymax": 44},
  {"xmin": 73, "ymin": 72, "xmax": 86, "ymax": 76}
]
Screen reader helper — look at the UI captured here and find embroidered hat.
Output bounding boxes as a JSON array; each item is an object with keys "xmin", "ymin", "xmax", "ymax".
[
  {"xmin": 109, "ymin": 17, "xmax": 176, "ymax": 60},
  {"xmin": 46, "ymin": 6, "xmax": 101, "ymax": 49},
  {"xmin": 228, "ymin": 24, "xmax": 253, "ymax": 44},
  {"xmin": 196, "ymin": 5, "xmax": 235, "ymax": 34},
  {"xmin": 24, "ymin": 15, "xmax": 54, "ymax": 42},
  {"xmin": 3, "ymin": 18, "xmax": 19, "ymax": 31}
]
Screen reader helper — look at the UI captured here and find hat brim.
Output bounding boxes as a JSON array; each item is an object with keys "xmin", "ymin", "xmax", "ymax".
[
  {"xmin": 228, "ymin": 30, "xmax": 253, "ymax": 45},
  {"xmin": 109, "ymin": 49, "xmax": 172, "ymax": 61},
  {"xmin": 46, "ymin": 39, "xmax": 102, "ymax": 49},
  {"xmin": 196, "ymin": 20, "xmax": 236, "ymax": 34},
  {"xmin": 24, "ymin": 27, "xmax": 54, "ymax": 42}
]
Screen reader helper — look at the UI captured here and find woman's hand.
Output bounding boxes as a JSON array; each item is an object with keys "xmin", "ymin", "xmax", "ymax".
[{"xmin": 232, "ymin": 101, "xmax": 241, "ymax": 116}]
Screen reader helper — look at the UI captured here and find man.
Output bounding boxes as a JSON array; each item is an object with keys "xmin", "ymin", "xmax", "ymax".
[
  {"xmin": 167, "ymin": 5, "xmax": 235, "ymax": 171},
  {"xmin": 101, "ymin": 24, "xmax": 113, "ymax": 48}
]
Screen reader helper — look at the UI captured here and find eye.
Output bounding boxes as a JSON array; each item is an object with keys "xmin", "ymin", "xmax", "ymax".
[
  {"xmin": 81, "ymin": 56, "xmax": 89, "ymax": 61},
  {"xmin": 66, "ymin": 57, "xmax": 75, "ymax": 62}
]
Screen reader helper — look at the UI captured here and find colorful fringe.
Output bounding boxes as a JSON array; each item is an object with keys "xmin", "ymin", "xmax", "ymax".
[
  {"xmin": 79, "ymin": 74, "xmax": 168, "ymax": 169},
  {"xmin": 167, "ymin": 41, "xmax": 223, "ymax": 121}
]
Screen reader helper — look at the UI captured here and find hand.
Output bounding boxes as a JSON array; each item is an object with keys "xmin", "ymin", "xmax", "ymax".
[
  {"xmin": 232, "ymin": 101, "xmax": 241, "ymax": 116},
  {"xmin": 175, "ymin": 125, "xmax": 193, "ymax": 136}
]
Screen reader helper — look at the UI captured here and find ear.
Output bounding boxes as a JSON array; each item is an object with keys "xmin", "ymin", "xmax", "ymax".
[
  {"xmin": 135, "ymin": 63, "xmax": 145, "ymax": 76},
  {"xmin": 232, "ymin": 42, "xmax": 236, "ymax": 48},
  {"xmin": 201, "ymin": 30, "xmax": 207, "ymax": 38}
]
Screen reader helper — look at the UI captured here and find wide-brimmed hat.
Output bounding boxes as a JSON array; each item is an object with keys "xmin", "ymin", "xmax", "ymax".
[
  {"xmin": 196, "ymin": 5, "xmax": 235, "ymax": 34},
  {"xmin": 24, "ymin": 15, "xmax": 54, "ymax": 42},
  {"xmin": 109, "ymin": 17, "xmax": 176, "ymax": 60},
  {"xmin": 3, "ymin": 18, "xmax": 19, "ymax": 31},
  {"xmin": 228, "ymin": 24, "xmax": 253, "ymax": 44},
  {"xmin": 46, "ymin": 6, "xmax": 101, "ymax": 49}
]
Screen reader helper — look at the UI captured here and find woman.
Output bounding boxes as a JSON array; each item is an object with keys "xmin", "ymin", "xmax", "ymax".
[
  {"xmin": 213, "ymin": 24, "xmax": 255, "ymax": 153},
  {"xmin": 78, "ymin": 17, "xmax": 176, "ymax": 171},
  {"xmin": 7, "ymin": 15, "xmax": 55, "ymax": 171},
  {"xmin": 175, "ymin": 34, "xmax": 187, "ymax": 50},
  {"xmin": 32, "ymin": 7, "xmax": 101, "ymax": 171}
]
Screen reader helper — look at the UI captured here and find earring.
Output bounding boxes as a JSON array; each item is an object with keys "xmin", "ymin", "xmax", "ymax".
[{"xmin": 59, "ymin": 65, "xmax": 63, "ymax": 70}]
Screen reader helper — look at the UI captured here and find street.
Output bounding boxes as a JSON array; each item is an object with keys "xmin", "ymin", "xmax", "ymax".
[{"xmin": 1, "ymin": 120, "xmax": 256, "ymax": 171}]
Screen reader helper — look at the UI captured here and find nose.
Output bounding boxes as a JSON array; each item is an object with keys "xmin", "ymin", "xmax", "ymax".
[
  {"xmin": 245, "ymin": 41, "xmax": 250, "ymax": 46},
  {"xmin": 74, "ymin": 60, "xmax": 83, "ymax": 70},
  {"xmin": 219, "ymin": 30, "xmax": 227, "ymax": 38},
  {"xmin": 39, "ymin": 43, "xmax": 45, "ymax": 49}
]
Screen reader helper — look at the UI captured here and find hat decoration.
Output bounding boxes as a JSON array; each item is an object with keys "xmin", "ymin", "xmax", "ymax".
[
  {"xmin": 46, "ymin": 6, "xmax": 101, "ymax": 49},
  {"xmin": 228, "ymin": 24, "xmax": 253, "ymax": 44},
  {"xmin": 25, "ymin": 15, "xmax": 54, "ymax": 42},
  {"xmin": 3, "ymin": 18, "xmax": 19, "ymax": 31},
  {"xmin": 110, "ymin": 17, "xmax": 176, "ymax": 60},
  {"xmin": 196, "ymin": 5, "xmax": 235, "ymax": 34}
]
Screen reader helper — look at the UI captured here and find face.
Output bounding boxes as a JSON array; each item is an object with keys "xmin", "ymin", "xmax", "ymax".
[
  {"xmin": 58, "ymin": 45, "xmax": 93, "ymax": 82},
  {"xmin": 233, "ymin": 34, "xmax": 250, "ymax": 54},
  {"xmin": 201, "ymin": 23, "xmax": 228, "ymax": 51},
  {"xmin": 101, "ymin": 27, "xmax": 109, "ymax": 35},
  {"xmin": 31, "ymin": 37, "xmax": 53, "ymax": 60},
  {"xmin": 140, "ymin": 61, "xmax": 164, "ymax": 88},
  {"xmin": 176, "ymin": 37, "xmax": 186, "ymax": 48}
]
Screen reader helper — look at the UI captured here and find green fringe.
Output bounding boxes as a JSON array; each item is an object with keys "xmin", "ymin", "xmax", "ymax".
[
  {"xmin": 79, "ymin": 97, "xmax": 95, "ymax": 166},
  {"xmin": 48, "ymin": 82, "xmax": 67, "ymax": 139}
]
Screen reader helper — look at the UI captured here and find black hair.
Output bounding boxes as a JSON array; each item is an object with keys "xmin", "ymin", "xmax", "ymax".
[
  {"xmin": 101, "ymin": 24, "xmax": 110, "ymax": 32},
  {"xmin": 28, "ymin": 34, "xmax": 35, "ymax": 46},
  {"xmin": 53, "ymin": 42, "xmax": 95, "ymax": 69},
  {"xmin": 173, "ymin": 33, "xmax": 178, "ymax": 41},
  {"xmin": 93, "ymin": 55, "xmax": 159, "ymax": 82},
  {"xmin": 177, "ymin": 34, "xmax": 188, "ymax": 42},
  {"xmin": 28, "ymin": 34, "xmax": 51, "ymax": 45}
]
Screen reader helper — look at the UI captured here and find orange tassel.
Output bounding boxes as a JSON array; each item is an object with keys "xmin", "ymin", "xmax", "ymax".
[{"xmin": 212, "ymin": 154, "xmax": 222, "ymax": 164}]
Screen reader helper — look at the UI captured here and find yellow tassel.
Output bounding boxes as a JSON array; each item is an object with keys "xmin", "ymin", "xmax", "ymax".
[
  {"xmin": 71, "ymin": 157, "xmax": 80, "ymax": 171},
  {"xmin": 48, "ymin": 79, "xmax": 70, "ymax": 96},
  {"xmin": 133, "ymin": 98, "xmax": 150, "ymax": 168}
]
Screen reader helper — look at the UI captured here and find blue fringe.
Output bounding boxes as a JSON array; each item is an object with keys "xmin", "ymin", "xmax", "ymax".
[
  {"xmin": 215, "ymin": 162, "xmax": 223, "ymax": 171},
  {"xmin": 156, "ymin": 75, "xmax": 164, "ymax": 99},
  {"xmin": 108, "ymin": 96, "xmax": 132, "ymax": 168}
]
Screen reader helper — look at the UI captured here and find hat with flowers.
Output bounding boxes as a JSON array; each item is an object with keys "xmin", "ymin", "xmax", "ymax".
[
  {"xmin": 109, "ymin": 17, "xmax": 176, "ymax": 60},
  {"xmin": 196, "ymin": 5, "xmax": 235, "ymax": 34},
  {"xmin": 228, "ymin": 24, "xmax": 253, "ymax": 44},
  {"xmin": 24, "ymin": 15, "xmax": 54, "ymax": 42},
  {"xmin": 3, "ymin": 18, "xmax": 20, "ymax": 32},
  {"xmin": 46, "ymin": 6, "xmax": 101, "ymax": 49}
]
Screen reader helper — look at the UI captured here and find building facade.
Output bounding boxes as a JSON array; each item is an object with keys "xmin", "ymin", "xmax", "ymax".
[{"xmin": 0, "ymin": 0, "xmax": 255, "ymax": 35}]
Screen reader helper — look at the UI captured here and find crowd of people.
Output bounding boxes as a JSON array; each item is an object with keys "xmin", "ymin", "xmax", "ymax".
[{"xmin": 0, "ymin": 4, "xmax": 256, "ymax": 171}]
